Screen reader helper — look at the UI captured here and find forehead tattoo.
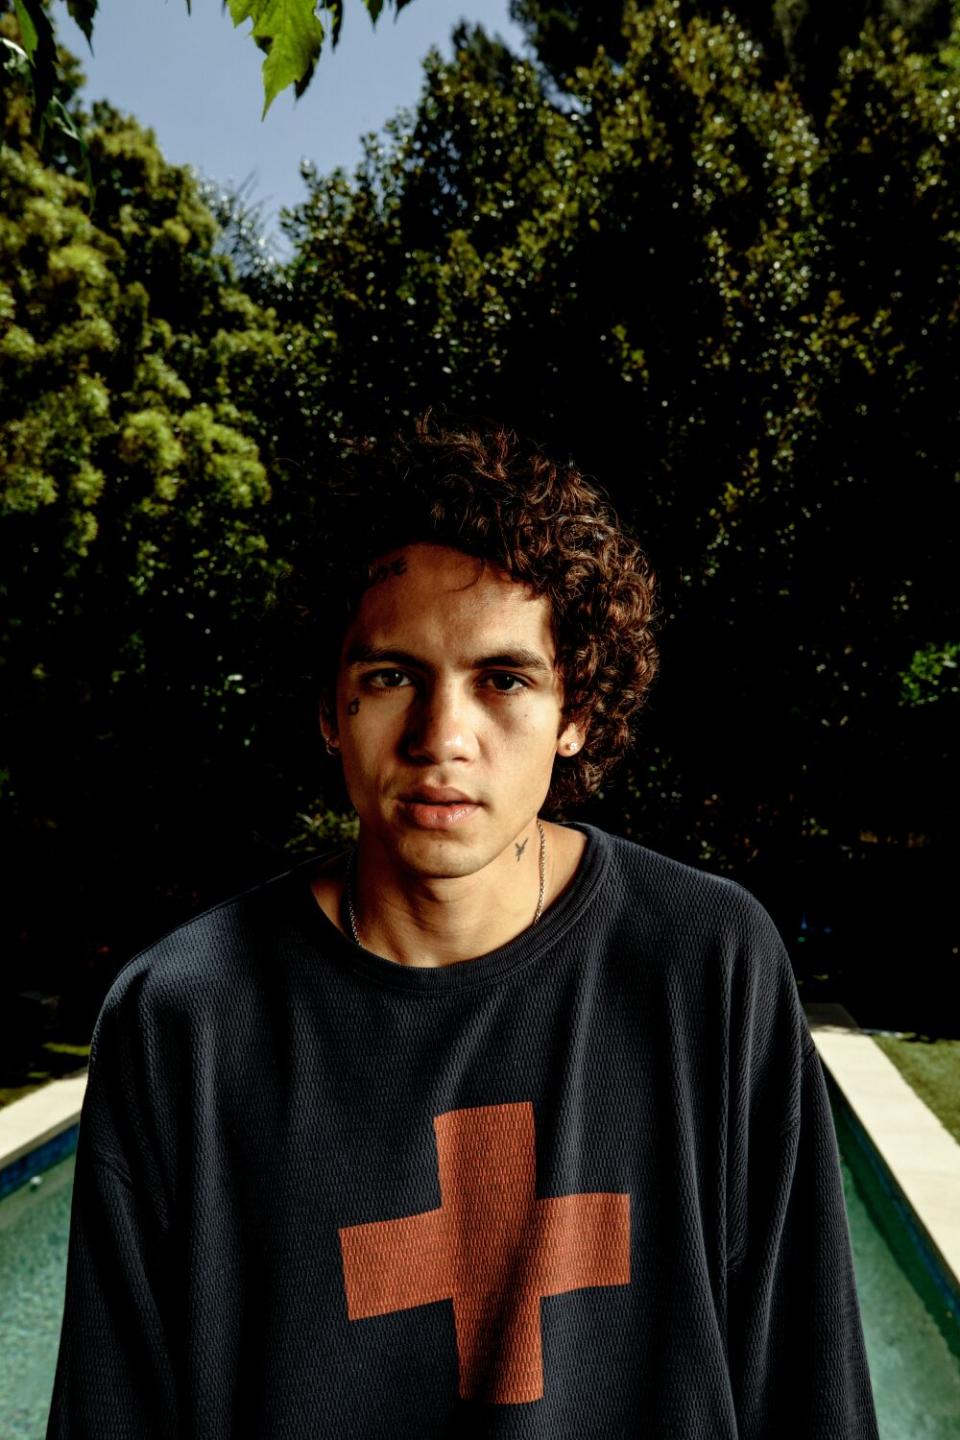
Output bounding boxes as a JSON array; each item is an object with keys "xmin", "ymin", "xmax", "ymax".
[{"xmin": 366, "ymin": 555, "xmax": 408, "ymax": 588}]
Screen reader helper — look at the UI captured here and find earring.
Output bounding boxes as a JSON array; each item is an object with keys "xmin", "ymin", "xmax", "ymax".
[
  {"xmin": 325, "ymin": 738, "xmax": 340, "ymax": 756},
  {"xmin": 567, "ymin": 740, "xmax": 579, "ymax": 752}
]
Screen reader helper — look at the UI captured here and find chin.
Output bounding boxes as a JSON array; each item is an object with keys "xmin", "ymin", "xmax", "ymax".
[{"xmin": 390, "ymin": 827, "xmax": 494, "ymax": 880}]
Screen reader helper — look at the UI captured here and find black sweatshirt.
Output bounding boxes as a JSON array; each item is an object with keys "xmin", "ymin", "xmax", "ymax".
[{"xmin": 47, "ymin": 823, "xmax": 879, "ymax": 1438}]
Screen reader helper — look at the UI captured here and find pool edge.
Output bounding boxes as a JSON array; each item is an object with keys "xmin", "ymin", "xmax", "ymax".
[
  {"xmin": 0, "ymin": 1074, "xmax": 85, "ymax": 1201},
  {"xmin": 806, "ymin": 1001, "xmax": 960, "ymax": 1300},
  {"xmin": 4, "ymin": 1003, "xmax": 960, "ymax": 1295}
]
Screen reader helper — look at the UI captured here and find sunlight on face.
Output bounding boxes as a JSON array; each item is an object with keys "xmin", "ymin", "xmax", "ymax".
[{"xmin": 326, "ymin": 544, "xmax": 582, "ymax": 879}]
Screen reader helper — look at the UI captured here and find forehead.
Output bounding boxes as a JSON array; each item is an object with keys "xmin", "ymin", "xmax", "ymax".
[{"xmin": 342, "ymin": 543, "xmax": 556, "ymax": 657}]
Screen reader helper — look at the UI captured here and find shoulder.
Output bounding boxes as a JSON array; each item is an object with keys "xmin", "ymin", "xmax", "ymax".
[
  {"xmin": 590, "ymin": 824, "xmax": 781, "ymax": 951},
  {"xmin": 590, "ymin": 825, "xmax": 812, "ymax": 1073},
  {"xmin": 90, "ymin": 854, "xmax": 324, "ymax": 1056},
  {"xmin": 586, "ymin": 825, "xmax": 802, "ymax": 1021}
]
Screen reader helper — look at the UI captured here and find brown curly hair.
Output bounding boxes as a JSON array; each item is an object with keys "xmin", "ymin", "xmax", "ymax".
[{"xmin": 285, "ymin": 414, "xmax": 660, "ymax": 815}]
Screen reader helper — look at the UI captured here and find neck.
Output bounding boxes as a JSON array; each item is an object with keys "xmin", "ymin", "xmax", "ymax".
[{"xmin": 348, "ymin": 819, "xmax": 550, "ymax": 968}]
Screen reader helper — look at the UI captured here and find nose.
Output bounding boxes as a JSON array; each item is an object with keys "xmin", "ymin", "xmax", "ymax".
[{"xmin": 402, "ymin": 680, "xmax": 479, "ymax": 765}]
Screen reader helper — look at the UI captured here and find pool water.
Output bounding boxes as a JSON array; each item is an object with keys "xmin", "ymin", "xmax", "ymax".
[
  {"xmin": 844, "ymin": 1154, "xmax": 960, "ymax": 1436},
  {"xmin": 1, "ymin": 1104, "xmax": 958, "ymax": 1438},
  {"xmin": 0, "ymin": 1153, "xmax": 75, "ymax": 1440},
  {"xmin": 832, "ymin": 1086, "xmax": 960, "ymax": 1437}
]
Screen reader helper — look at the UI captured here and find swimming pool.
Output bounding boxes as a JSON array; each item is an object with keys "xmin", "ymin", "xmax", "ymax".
[
  {"xmin": 0, "ymin": 1145, "xmax": 75, "ymax": 1440},
  {"xmin": 1, "ymin": 1096, "xmax": 958, "ymax": 1438}
]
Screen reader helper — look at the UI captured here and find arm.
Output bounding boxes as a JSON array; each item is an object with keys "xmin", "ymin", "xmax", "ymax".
[
  {"xmin": 46, "ymin": 1143, "xmax": 180, "ymax": 1438},
  {"xmin": 726, "ymin": 1043, "xmax": 879, "ymax": 1439},
  {"xmin": 46, "ymin": 966, "xmax": 180, "ymax": 1438}
]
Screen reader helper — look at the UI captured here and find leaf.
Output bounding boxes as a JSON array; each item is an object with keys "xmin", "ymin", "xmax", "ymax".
[
  {"xmin": 3, "ymin": 23, "xmax": 93, "ymax": 206},
  {"xmin": 65, "ymin": 0, "xmax": 98, "ymax": 46},
  {"xmin": 14, "ymin": 0, "xmax": 58, "ymax": 136},
  {"xmin": 12, "ymin": 0, "xmax": 38, "ymax": 60},
  {"xmin": 319, "ymin": 0, "xmax": 344, "ymax": 48},
  {"xmin": 228, "ymin": 0, "xmax": 325, "ymax": 117},
  {"xmin": 362, "ymin": 0, "xmax": 385, "ymax": 23},
  {"xmin": 0, "ymin": 35, "xmax": 30, "ymax": 78},
  {"xmin": 40, "ymin": 95, "xmax": 95, "ymax": 201}
]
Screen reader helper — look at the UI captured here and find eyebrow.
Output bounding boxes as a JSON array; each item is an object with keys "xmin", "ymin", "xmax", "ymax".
[{"xmin": 345, "ymin": 644, "xmax": 554, "ymax": 674}]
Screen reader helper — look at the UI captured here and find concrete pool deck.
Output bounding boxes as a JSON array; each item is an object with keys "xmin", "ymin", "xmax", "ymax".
[
  {"xmin": 0, "ymin": 1074, "xmax": 85, "ymax": 1174},
  {"xmin": 2, "ymin": 1006, "xmax": 959, "ymax": 1295},
  {"xmin": 806, "ymin": 1002, "xmax": 960, "ymax": 1293}
]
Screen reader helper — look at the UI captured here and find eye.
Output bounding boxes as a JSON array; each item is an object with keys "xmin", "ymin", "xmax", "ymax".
[
  {"xmin": 483, "ymin": 673, "xmax": 528, "ymax": 693},
  {"xmin": 365, "ymin": 669, "xmax": 413, "ymax": 689}
]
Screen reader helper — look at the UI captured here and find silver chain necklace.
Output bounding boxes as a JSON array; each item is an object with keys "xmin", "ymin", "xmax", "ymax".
[{"xmin": 345, "ymin": 819, "xmax": 547, "ymax": 952}]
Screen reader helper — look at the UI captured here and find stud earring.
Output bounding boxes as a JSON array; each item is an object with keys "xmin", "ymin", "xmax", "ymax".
[{"xmin": 567, "ymin": 740, "xmax": 578, "ymax": 752}]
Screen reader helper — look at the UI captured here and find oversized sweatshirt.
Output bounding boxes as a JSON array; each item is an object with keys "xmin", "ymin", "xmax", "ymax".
[{"xmin": 47, "ymin": 823, "xmax": 879, "ymax": 1439}]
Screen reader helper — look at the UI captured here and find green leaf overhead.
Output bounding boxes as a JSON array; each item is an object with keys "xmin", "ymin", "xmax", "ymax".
[
  {"xmin": 227, "ymin": 0, "xmax": 326, "ymax": 116},
  {"xmin": 11, "ymin": 0, "xmax": 38, "ymax": 60},
  {"xmin": 12, "ymin": 0, "xmax": 57, "ymax": 131},
  {"xmin": 64, "ymin": 0, "xmax": 97, "ymax": 46},
  {"xmin": 8, "ymin": 0, "xmax": 412, "ymax": 137},
  {"xmin": 319, "ymin": 0, "xmax": 345, "ymax": 48}
]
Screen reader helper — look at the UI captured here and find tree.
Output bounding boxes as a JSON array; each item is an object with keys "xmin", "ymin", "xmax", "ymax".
[
  {"xmin": 0, "ymin": 33, "xmax": 288, "ymax": 1045},
  {"xmin": 509, "ymin": 0, "xmax": 955, "ymax": 122},
  {"xmin": 3, "ymin": 0, "xmax": 957, "ymax": 1043},
  {"xmin": 275, "ymin": 3, "xmax": 958, "ymax": 1007}
]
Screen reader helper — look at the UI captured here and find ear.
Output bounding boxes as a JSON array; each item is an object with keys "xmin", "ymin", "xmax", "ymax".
[
  {"xmin": 556, "ymin": 717, "xmax": 587, "ymax": 757},
  {"xmin": 319, "ymin": 697, "xmax": 339, "ymax": 751}
]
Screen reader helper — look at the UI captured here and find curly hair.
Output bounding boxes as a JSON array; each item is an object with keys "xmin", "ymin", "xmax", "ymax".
[{"xmin": 283, "ymin": 414, "xmax": 660, "ymax": 815}]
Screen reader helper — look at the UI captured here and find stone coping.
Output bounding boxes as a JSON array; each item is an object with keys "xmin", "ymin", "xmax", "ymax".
[
  {"xmin": 0, "ymin": 1072, "xmax": 86, "ymax": 1175},
  {"xmin": 2, "ymin": 1006, "xmax": 958, "ymax": 1293},
  {"xmin": 806, "ymin": 1002, "xmax": 960, "ymax": 1291}
]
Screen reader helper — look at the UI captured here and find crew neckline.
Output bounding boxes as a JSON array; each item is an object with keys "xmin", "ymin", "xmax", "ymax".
[{"xmin": 291, "ymin": 822, "xmax": 610, "ymax": 993}]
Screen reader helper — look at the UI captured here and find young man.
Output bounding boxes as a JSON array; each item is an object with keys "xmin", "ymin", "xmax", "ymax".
[{"xmin": 48, "ymin": 419, "xmax": 879, "ymax": 1438}]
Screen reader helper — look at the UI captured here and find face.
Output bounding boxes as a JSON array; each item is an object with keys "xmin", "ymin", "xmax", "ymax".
[{"xmin": 321, "ymin": 543, "xmax": 585, "ymax": 879}]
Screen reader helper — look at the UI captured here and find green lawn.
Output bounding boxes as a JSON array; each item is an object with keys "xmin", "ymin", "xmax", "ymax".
[
  {"xmin": 872, "ymin": 1034, "xmax": 960, "ymax": 1146},
  {"xmin": 0, "ymin": 1043, "xmax": 90, "ymax": 1111}
]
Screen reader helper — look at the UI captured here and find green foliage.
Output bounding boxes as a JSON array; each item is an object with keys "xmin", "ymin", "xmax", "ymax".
[
  {"xmin": 227, "ymin": 0, "xmax": 325, "ymax": 116},
  {"xmin": 3, "ymin": 2, "xmax": 88, "ymax": 177},
  {"xmin": 510, "ymin": 0, "xmax": 955, "ymax": 120},
  {"xmin": 2, "ymin": 0, "xmax": 957, "ymax": 1026},
  {"xmin": 64, "ymin": 0, "xmax": 95, "ymax": 44},
  {"xmin": 287, "ymin": 807, "xmax": 360, "ymax": 855},
  {"xmin": 899, "ymin": 642, "xmax": 960, "ymax": 706},
  {"xmin": 278, "ymin": 0, "xmax": 959, "ymax": 865},
  {"xmin": 0, "ymin": 59, "xmax": 293, "ymax": 977},
  {"xmin": 7, "ymin": 0, "xmax": 415, "ymax": 134}
]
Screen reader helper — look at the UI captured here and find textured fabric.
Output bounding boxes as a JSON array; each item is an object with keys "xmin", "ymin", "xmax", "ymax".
[{"xmin": 47, "ymin": 823, "xmax": 879, "ymax": 1438}]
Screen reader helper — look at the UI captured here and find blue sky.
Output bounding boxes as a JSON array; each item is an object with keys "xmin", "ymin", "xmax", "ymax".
[{"xmin": 51, "ymin": 0, "xmax": 528, "ymax": 245}]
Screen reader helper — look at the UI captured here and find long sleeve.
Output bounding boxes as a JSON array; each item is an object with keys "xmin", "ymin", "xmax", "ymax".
[
  {"xmin": 726, "ymin": 1043, "xmax": 879, "ymax": 1439},
  {"xmin": 46, "ymin": 964, "xmax": 180, "ymax": 1438},
  {"xmin": 46, "ymin": 1141, "xmax": 179, "ymax": 1438}
]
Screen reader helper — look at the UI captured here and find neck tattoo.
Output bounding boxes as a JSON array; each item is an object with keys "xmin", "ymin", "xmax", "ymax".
[{"xmin": 345, "ymin": 819, "xmax": 548, "ymax": 953}]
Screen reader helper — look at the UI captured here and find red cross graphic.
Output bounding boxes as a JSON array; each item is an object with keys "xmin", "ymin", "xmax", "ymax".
[{"xmin": 338, "ymin": 1100, "xmax": 630, "ymax": 1404}]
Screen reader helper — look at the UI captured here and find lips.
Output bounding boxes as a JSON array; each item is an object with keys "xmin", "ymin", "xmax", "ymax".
[
  {"xmin": 401, "ymin": 787, "xmax": 477, "ymax": 805},
  {"xmin": 397, "ymin": 788, "xmax": 482, "ymax": 830}
]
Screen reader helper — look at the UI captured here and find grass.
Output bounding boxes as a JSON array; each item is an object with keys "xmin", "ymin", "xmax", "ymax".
[
  {"xmin": 0, "ymin": 1042, "xmax": 90, "ymax": 1111},
  {"xmin": 871, "ymin": 1034, "xmax": 960, "ymax": 1146}
]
